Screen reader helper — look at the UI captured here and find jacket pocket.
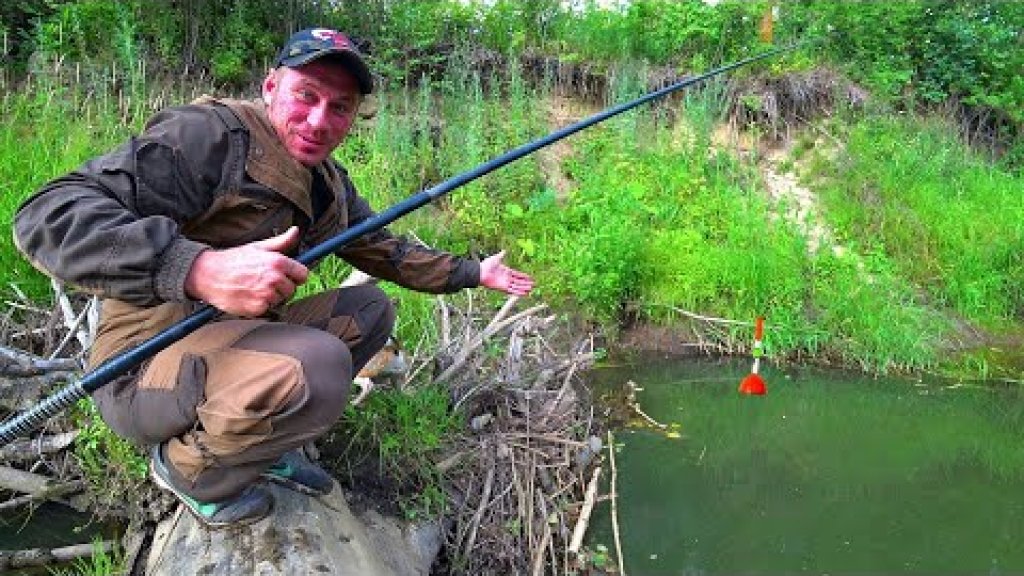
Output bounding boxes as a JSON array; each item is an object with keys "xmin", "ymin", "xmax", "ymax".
[{"xmin": 183, "ymin": 190, "xmax": 296, "ymax": 248}]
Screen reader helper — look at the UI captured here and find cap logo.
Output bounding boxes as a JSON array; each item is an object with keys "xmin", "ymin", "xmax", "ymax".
[{"xmin": 310, "ymin": 28, "xmax": 353, "ymax": 50}]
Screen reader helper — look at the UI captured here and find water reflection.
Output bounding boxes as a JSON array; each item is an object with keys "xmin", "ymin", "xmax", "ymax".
[{"xmin": 588, "ymin": 355, "xmax": 1024, "ymax": 575}]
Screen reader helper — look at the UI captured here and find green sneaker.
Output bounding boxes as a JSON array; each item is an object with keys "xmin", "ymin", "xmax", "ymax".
[
  {"xmin": 150, "ymin": 444, "xmax": 272, "ymax": 528},
  {"xmin": 261, "ymin": 449, "xmax": 334, "ymax": 496}
]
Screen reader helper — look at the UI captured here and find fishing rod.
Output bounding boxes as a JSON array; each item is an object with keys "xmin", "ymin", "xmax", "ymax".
[{"xmin": 0, "ymin": 42, "xmax": 802, "ymax": 447}]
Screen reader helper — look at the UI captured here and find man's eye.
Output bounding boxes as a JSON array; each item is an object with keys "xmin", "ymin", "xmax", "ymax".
[{"xmin": 296, "ymin": 89, "xmax": 316, "ymax": 102}]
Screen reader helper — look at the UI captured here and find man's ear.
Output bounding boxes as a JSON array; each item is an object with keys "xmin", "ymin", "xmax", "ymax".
[{"xmin": 261, "ymin": 70, "xmax": 277, "ymax": 105}]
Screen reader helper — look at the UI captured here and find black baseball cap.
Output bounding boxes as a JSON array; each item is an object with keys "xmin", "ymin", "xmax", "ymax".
[{"xmin": 274, "ymin": 28, "xmax": 373, "ymax": 94}]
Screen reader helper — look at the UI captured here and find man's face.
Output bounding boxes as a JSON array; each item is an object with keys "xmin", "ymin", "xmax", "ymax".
[{"xmin": 262, "ymin": 60, "xmax": 361, "ymax": 166}]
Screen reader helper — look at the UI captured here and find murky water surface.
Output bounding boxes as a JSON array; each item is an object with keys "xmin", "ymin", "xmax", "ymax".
[
  {"xmin": 588, "ymin": 355, "xmax": 1024, "ymax": 575},
  {"xmin": 0, "ymin": 502, "xmax": 106, "ymax": 548}
]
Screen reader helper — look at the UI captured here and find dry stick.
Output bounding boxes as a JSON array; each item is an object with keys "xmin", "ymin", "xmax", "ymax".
[
  {"xmin": 507, "ymin": 423, "xmax": 530, "ymax": 564},
  {"xmin": 502, "ymin": 441, "xmax": 549, "ymax": 459},
  {"xmin": 502, "ymin": 432, "xmax": 587, "ymax": 448},
  {"xmin": 535, "ymin": 487, "xmax": 560, "ymax": 576},
  {"xmin": 531, "ymin": 512, "xmax": 553, "ymax": 576},
  {"xmin": 8, "ymin": 328, "xmax": 48, "ymax": 342},
  {"xmin": 486, "ymin": 296, "xmax": 521, "ymax": 335},
  {"xmin": 632, "ymin": 404, "xmax": 669, "ymax": 431},
  {"xmin": 439, "ymin": 295, "xmax": 451, "ymax": 349},
  {"xmin": 608, "ymin": 430, "xmax": 626, "ymax": 576},
  {"xmin": 47, "ymin": 298, "xmax": 91, "ymax": 361},
  {"xmin": 462, "ymin": 462, "xmax": 495, "ymax": 561},
  {"xmin": 0, "ymin": 464, "xmax": 54, "ymax": 495},
  {"xmin": 524, "ymin": 388, "xmax": 536, "ymax": 556},
  {"xmin": 568, "ymin": 465, "xmax": 602, "ymax": 555},
  {"xmin": 666, "ymin": 305, "xmax": 753, "ymax": 327},
  {"xmin": 0, "ymin": 480, "xmax": 86, "ymax": 512},
  {"xmin": 0, "ymin": 345, "xmax": 79, "ymax": 375},
  {"xmin": 434, "ymin": 301, "xmax": 547, "ymax": 384},
  {"xmin": 0, "ymin": 431, "xmax": 78, "ymax": 463},
  {"xmin": 0, "ymin": 541, "xmax": 114, "ymax": 571},
  {"xmin": 51, "ymin": 279, "xmax": 91, "ymax": 351},
  {"xmin": 463, "ymin": 289, "xmax": 475, "ymax": 346},
  {"xmin": 85, "ymin": 295, "xmax": 100, "ymax": 352},
  {"xmin": 3, "ymin": 301, "xmax": 50, "ymax": 315},
  {"xmin": 548, "ymin": 361, "xmax": 578, "ymax": 419}
]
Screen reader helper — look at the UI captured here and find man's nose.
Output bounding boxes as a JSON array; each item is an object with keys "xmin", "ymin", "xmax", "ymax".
[{"xmin": 307, "ymin": 103, "xmax": 328, "ymax": 132}]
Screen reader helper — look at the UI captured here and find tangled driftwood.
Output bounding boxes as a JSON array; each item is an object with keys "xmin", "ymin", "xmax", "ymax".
[
  {"xmin": 411, "ymin": 292, "xmax": 609, "ymax": 575},
  {"xmin": 0, "ymin": 283, "xmax": 117, "ymax": 569}
]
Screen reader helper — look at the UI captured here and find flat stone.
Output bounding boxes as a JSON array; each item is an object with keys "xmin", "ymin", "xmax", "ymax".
[{"xmin": 144, "ymin": 481, "xmax": 440, "ymax": 576}]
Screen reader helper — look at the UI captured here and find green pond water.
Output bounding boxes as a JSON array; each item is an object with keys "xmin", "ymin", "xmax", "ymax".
[{"xmin": 587, "ymin": 355, "xmax": 1024, "ymax": 575}]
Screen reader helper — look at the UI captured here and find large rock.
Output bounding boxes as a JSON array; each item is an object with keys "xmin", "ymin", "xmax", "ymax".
[{"xmin": 144, "ymin": 481, "xmax": 441, "ymax": 575}]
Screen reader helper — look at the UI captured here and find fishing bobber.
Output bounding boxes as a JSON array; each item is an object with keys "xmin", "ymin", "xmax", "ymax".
[{"xmin": 739, "ymin": 316, "xmax": 767, "ymax": 395}]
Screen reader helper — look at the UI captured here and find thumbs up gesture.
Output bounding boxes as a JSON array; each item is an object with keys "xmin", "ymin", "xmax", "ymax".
[{"xmin": 185, "ymin": 226, "xmax": 309, "ymax": 317}]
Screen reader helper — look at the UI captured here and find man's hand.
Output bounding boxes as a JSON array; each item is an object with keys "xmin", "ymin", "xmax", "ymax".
[
  {"xmin": 479, "ymin": 250, "xmax": 534, "ymax": 297},
  {"xmin": 185, "ymin": 226, "xmax": 309, "ymax": 317}
]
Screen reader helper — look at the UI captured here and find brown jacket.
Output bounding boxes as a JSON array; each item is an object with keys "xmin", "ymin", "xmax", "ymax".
[{"xmin": 14, "ymin": 97, "xmax": 479, "ymax": 367}]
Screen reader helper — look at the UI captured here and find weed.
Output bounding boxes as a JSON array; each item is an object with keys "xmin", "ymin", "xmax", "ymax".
[
  {"xmin": 47, "ymin": 536, "xmax": 123, "ymax": 576},
  {"xmin": 71, "ymin": 400, "xmax": 148, "ymax": 490},
  {"xmin": 816, "ymin": 115, "xmax": 1024, "ymax": 326},
  {"xmin": 333, "ymin": 384, "xmax": 461, "ymax": 518}
]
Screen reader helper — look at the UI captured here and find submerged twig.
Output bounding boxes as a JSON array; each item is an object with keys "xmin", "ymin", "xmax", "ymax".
[
  {"xmin": 609, "ymin": 430, "xmax": 625, "ymax": 576},
  {"xmin": 568, "ymin": 465, "xmax": 601, "ymax": 555}
]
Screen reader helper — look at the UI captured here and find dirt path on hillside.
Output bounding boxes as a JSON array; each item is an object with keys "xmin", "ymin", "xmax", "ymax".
[
  {"xmin": 742, "ymin": 133, "xmax": 867, "ymax": 275},
  {"xmin": 540, "ymin": 95, "xmax": 602, "ymax": 200}
]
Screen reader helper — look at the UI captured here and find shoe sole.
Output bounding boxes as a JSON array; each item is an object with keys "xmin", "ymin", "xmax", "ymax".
[{"xmin": 150, "ymin": 459, "xmax": 271, "ymax": 529}]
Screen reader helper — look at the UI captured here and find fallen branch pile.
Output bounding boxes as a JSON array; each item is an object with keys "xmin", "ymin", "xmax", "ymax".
[
  {"xmin": 419, "ymin": 293, "xmax": 610, "ymax": 575},
  {"xmin": 0, "ymin": 283, "xmax": 95, "ymax": 495},
  {"xmin": 3, "ymin": 281, "xmax": 621, "ymax": 574},
  {"xmin": 0, "ymin": 283, "xmax": 123, "ymax": 567}
]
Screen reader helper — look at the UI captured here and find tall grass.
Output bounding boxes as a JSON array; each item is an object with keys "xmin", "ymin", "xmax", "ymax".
[
  {"xmin": 1, "ymin": 60, "xmax": 215, "ymax": 302},
  {"xmin": 814, "ymin": 116, "xmax": 1024, "ymax": 330}
]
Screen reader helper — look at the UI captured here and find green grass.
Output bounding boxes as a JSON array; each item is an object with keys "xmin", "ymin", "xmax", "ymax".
[
  {"xmin": 328, "ymin": 384, "xmax": 461, "ymax": 519},
  {"xmin": 0, "ymin": 63, "xmax": 175, "ymax": 302},
  {"xmin": 71, "ymin": 400, "xmax": 149, "ymax": 486},
  {"xmin": 813, "ymin": 115, "xmax": 1024, "ymax": 330}
]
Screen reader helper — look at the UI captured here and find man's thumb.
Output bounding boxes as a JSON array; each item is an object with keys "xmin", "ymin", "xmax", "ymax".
[{"xmin": 252, "ymin": 226, "xmax": 301, "ymax": 254}]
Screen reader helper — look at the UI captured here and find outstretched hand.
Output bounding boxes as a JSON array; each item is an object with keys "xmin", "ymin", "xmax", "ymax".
[
  {"xmin": 479, "ymin": 250, "xmax": 534, "ymax": 297},
  {"xmin": 185, "ymin": 226, "xmax": 309, "ymax": 317}
]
